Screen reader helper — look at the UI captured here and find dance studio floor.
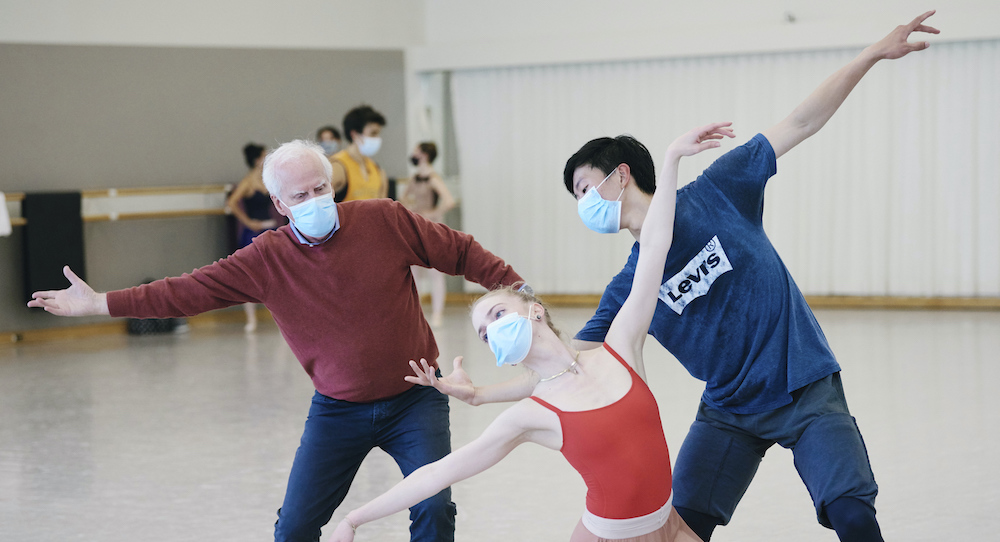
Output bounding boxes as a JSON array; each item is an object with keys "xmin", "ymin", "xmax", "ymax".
[{"xmin": 1, "ymin": 306, "xmax": 997, "ymax": 541}]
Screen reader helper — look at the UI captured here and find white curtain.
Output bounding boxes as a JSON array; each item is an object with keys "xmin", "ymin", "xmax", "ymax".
[{"xmin": 450, "ymin": 40, "xmax": 1000, "ymax": 297}]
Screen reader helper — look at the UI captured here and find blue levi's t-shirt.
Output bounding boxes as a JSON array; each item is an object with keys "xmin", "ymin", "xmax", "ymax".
[{"xmin": 576, "ymin": 134, "xmax": 840, "ymax": 414}]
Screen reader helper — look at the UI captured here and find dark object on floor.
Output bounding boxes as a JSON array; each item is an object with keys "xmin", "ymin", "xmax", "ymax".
[{"xmin": 125, "ymin": 278, "xmax": 186, "ymax": 335}]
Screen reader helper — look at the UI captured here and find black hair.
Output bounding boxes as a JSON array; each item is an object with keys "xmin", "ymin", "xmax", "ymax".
[
  {"xmin": 316, "ymin": 125, "xmax": 341, "ymax": 141},
  {"xmin": 417, "ymin": 141, "xmax": 438, "ymax": 164},
  {"xmin": 243, "ymin": 143, "xmax": 266, "ymax": 169},
  {"xmin": 342, "ymin": 105, "xmax": 386, "ymax": 142},
  {"xmin": 562, "ymin": 135, "xmax": 656, "ymax": 196}
]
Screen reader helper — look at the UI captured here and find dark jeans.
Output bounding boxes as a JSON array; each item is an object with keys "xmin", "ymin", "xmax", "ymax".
[
  {"xmin": 274, "ymin": 385, "xmax": 456, "ymax": 542},
  {"xmin": 672, "ymin": 373, "xmax": 878, "ymax": 530}
]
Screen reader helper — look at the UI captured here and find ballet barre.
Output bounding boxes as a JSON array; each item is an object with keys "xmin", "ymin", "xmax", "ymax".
[{"xmin": 5, "ymin": 184, "xmax": 232, "ymax": 226}]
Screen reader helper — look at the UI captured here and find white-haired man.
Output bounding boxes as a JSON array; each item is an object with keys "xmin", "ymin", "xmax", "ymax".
[{"xmin": 29, "ymin": 139, "xmax": 523, "ymax": 542}]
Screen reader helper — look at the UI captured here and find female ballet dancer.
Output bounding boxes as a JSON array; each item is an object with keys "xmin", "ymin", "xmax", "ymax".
[{"xmin": 330, "ymin": 121, "xmax": 735, "ymax": 542}]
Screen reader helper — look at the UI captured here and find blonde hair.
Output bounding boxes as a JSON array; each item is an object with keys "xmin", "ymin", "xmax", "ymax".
[{"xmin": 473, "ymin": 282, "xmax": 562, "ymax": 339}]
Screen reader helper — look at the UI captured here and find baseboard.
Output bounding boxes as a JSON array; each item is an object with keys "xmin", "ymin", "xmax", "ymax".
[
  {"xmin": 4, "ymin": 307, "xmax": 274, "ymax": 347},
  {"xmin": 6, "ymin": 295, "xmax": 998, "ymax": 346},
  {"xmin": 5, "ymin": 320, "xmax": 129, "ymax": 345},
  {"xmin": 802, "ymin": 295, "xmax": 1000, "ymax": 310}
]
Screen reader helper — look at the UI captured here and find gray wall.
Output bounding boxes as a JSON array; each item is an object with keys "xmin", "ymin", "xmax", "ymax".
[{"xmin": 0, "ymin": 44, "xmax": 406, "ymax": 332}]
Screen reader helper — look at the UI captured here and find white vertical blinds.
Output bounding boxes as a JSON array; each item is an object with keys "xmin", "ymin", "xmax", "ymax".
[{"xmin": 449, "ymin": 40, "xmax": 1000, "ymax": 297}]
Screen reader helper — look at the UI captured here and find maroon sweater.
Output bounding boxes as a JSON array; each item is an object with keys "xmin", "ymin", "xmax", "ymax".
[{"xmin": 108, "ymin": 199, "xmax": 522, "ymax": 402}]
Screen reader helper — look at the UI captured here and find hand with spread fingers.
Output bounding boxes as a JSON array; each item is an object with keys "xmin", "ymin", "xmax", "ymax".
[
  {"xmin": 406, "ymin": 356, "xmax": 477, "ymax": 404},
  {"xmin": 869, "ymin": 10, "xmax": 940, "ymax": 61},
  {"xmin": 666, "ymin": 121, "xmax": 736, "ymax": 160},
  {"xmin": 27, "ymin": 265, "xmax": 109, "ymax": 316}
]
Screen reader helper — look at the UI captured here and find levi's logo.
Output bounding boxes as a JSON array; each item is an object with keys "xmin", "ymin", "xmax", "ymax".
[{"xmin": 658, "ymin": 235, "xmax": 733, "ymax": 315}]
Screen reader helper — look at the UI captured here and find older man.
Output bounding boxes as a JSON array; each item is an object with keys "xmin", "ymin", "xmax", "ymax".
[{"xmin": 28, "ymin": 140, "xmax": 522, "ymax": 542}]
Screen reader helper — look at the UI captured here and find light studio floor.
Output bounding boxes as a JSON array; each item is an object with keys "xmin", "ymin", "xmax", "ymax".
[{"xmin": 1, "ymin": 306, "xmax": 998, "ymax": 541}]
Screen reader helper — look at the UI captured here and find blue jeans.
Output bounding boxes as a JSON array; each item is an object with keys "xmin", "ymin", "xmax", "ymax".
[{"xmin": 274, "ymin": 385, "xmax": 456, "ymax": 542}]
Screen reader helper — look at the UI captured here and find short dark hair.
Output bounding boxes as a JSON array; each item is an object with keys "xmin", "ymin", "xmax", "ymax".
[
  {"xmin": 562, "ymin": 135, "xmax": 656, "ymax": 196},
  {"xmin": 417, "ymin": 141, "xmax": 438, "ymax": 164},
  {"xmin": 243, "ymin": 143, "xmax": 266, "ymax": 169},
  {"xmin": 342, "ymin": 105, "xmax": 386, "ymax": 142},
  {"xmin": 316, "ymin": 125, "xmax": 341, "ymax": 141}
]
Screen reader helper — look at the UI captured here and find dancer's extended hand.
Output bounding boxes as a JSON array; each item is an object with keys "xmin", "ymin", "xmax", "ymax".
[
  {"xmin": 27, "ymin": 266, "xmax": 109, "ymax": 316},
  {"xmin": 666, "ymin": 121, "xmax": 735, "ymax": 159},
  {"xmin": 869, "ymin": 10, "xmax": 939, "ymax": 61},
  {"xmin": 405, "ymin": 356, "xmax": 477, "ymax": 404}
]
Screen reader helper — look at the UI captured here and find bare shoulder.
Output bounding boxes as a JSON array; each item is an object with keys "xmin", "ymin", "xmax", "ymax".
[
  {"xmin": 500, "ymin": 398, "xmax": 562, "ymax": 450},
  {"xmin": 485, "ymin": 398, "xmax": 551, "ymax": 431},
  {"xmin": 434, "ymin": 174, "xmax": 453, "ymax": 191},
  {"xmin": 232, "ymin": 175, "xmax": 255, "ymax": 195},
  {"xmin": 226, "ymin": 178, "xmax": 252, "ymax": 208},
  {"xmin": 329, "ymin": 158, "xmax": 347, "ymax": 185}
]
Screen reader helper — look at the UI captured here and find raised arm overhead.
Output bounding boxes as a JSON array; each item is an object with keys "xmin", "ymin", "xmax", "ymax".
[
  {"xmin": 762, "ymin": 10, "xmax": 939, "ymax": 159},
  {"xmin": 604, "ymin": 122, "xmax": 735, "ymax": 372}
]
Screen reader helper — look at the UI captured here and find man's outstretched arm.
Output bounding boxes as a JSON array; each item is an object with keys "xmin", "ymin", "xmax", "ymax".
[
  {"xmin": 30, "ymin": 251, "xmax": 265, "ymax": 319},
  {"xmin": 763, "ymin": 10, "xmax": 939, "ymax": 159}
]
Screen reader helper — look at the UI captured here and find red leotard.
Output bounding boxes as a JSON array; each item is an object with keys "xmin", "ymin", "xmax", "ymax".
[{"xmin": 530, "ymin": 343, "xmax": 672, "ymax": 520}]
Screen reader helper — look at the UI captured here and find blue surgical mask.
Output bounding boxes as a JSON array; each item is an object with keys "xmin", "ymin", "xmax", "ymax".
[
  {"xmin": 486, "ymin": 307, "xmax": 535, "ymax": 367},
  {"xmin": 283, "ymin": 192, "xmax": 338, "ymax": 238},
  {"xmin": 577, "ymin": 169, "xmax": 624, "ymax": 234},
  {"xmin": 357, "ymin": 136, "xmax": 382, "ymax": 157},
  {"xmin": 320, "ymin": 141, "xmax": 339, "ymax": 155}
]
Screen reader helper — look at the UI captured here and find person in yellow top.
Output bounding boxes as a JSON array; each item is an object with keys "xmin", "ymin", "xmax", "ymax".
[{"xmin": 329, "ymin": 105, "xmax": 388, "ymax": 201}]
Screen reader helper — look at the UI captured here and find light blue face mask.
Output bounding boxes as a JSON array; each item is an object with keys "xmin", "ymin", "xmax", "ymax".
[
  {"xmin": 486, "ymin": 307, "xmax": 535, "ymax": 367},
  {"xmin": 283, "ymin": 192, "xmax": 337, "ymax": 238},
  {"xmin": 357, "ymin": 136, "xmax": 382, "ymax": 157},
  {"xmin": 577, "ymin": 169, "xmax": 624, "ymax": 234},
  {"xmin": 319, "ymin": 141, "xmax": 339, "ymax": 155}
]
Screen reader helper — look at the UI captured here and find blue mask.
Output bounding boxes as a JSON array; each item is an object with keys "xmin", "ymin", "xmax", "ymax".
[
  {"xmin": 486, "ymin": 308, "xmax": 534, "ymax": 367},
  {"xmin": 577, "ymin": 169, "xmax": 623, "ymax": 234},
  {"xmin": 320, "ymin": 141, "xmax": 339, "ymax": 155},
  {"xmin": 284, "ymin": 192, "xmax": 338, "ymax": 238},
  {"xmin": 357, "ymin": 136, "xmax": 382, "ymax": 157}
]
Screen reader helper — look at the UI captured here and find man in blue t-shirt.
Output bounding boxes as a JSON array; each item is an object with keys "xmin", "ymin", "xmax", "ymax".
[{"xmin": 562, "ymin": 12, "xmax": 938, "ymax": 542}]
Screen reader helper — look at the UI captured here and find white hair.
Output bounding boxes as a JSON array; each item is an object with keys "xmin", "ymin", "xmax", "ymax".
[{"xmin": 262, "ymin": 139, "xmax": 333, "ymax": 200}]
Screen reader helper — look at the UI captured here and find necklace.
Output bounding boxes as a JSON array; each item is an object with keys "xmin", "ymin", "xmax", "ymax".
[{"xmin": 538, "ymin": 351, "xmax": 580, "ymax": 382}]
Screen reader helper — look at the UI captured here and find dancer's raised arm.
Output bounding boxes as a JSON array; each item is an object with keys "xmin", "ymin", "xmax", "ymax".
[
  {"xmin": 604, "ymin": 122, "xmax": 734, "ymax": 370},
  {"xmin": 763, "ymin": 10, "xmax": 938, "ymax": 159}
]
